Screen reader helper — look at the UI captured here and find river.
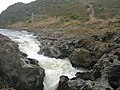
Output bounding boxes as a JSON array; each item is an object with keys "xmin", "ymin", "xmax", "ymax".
[{"xmin": 0, "ymin": 29, "xmax": 83, "ymax": 90}]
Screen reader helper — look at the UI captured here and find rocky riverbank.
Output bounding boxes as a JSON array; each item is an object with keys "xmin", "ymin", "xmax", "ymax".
[
  {"xmin": 1, "ymin": 27, "xmax": 120, "ymax": 90},
  {"xmin": 35, "ymin": 28, "xmax": 120, "ymax": 90},
  {"xmin": 0, "ymin": 34, "xmax": 45, "ymax": 90}
]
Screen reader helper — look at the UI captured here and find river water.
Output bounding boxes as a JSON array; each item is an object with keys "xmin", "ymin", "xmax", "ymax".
[{"xmin": 0, "ymin": 29, "xmax": 83, "ymax": 90}]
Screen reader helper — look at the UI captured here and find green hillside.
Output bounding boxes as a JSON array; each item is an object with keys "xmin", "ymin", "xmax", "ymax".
[
  {"xmin": 92, "ymin": 0, "xmax": 120, "ymax": 19},
  {"xmin": 0, "ymin": 0, "xmax": 120, "ymax": 27}
]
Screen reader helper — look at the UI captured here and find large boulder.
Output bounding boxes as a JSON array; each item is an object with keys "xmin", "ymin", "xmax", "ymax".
[
  {"xmin": 57, "ymin": 76, "xmax": 69, "ymax": 90},
  {"xmin": 38, "ymin": 45, "xmax": 71, "ymax": 59},
  {"xmin": 57, "ymin": 76, "xmax": 92, "ymax": 90},
  {"xmin": 38, "ymin": 46, "xmax": 61, "ymax": 58},
  {"xmin": 0, "ymin": 34, "xmax": 45, "ymax": 90},
  {"xmin": 69, "ymin": 48, "xmax": 96, "ymax": 68}
]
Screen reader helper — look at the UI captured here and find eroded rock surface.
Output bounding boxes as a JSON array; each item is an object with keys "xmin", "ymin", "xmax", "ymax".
[
  {"xmin": 36, "ymin": 30, "xmax": 120, "ymax": 90},
  {"xmin": 0, "ymin": 34, "xmax": 45, "ymax": 90}
]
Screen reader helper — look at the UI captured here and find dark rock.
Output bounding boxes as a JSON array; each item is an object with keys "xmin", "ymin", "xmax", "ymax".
[
  {"xmin": 17, "ymin": 66, "xmax": 44, "ymax": 90},
  {"xmin": 101, "ymin": 31, "xmax": 115, "ymax": 42},
  {"xmin": 67, "ymin": 78, "xmax": 85, "ymax": 90},
  {"xmin": 58, "ymin": 77, "xmax": 93, "ymax": 90},
  {"xmin": 75, "ymin": 69, "xmax": 101, "ymax": 81},
  {"xmin": 57, "ymin": 76, "xmax": 69, "ymax": 90},
  {"xmin": 59, "ymin": 51, "xmax": 117, "ymax": 90},
  {"xmin": 27, "ymin": 58, "xmax": 39, "ymax": 66},
  {"xmin": 0, "ymin": 34, "xmax": 45, "ymax": 90},
  {"xmin": 75, "ymin": 72, "xmax": 90, "ymax": 80},
  {"xmin": 20, "ymin": 52, "xmax": 28, "ymax": 57},
  {"xmin": 38, "ymin": 46, "xmax": 61, "ymax": 58},
  {"xmin": 69, "ymin": 48, "xmax": 96, "ymax": 68},
  {"xmin": 36, "ymin": 28, "xmax": 120, "ymax": 90},
  {"xmin": 106, "ymin": 88, "xmax": 111, "ymax": 90},
  {"xmin": 89, "ymin": 68, "xmax": 101, "ymax": 81},
  {"xmin": 91, "ymin": 51, "xmax": 120, "ymax": 90},
  {"xmin": 74, "ymin": 35, "xmax": 117, "ymax": 58},
  {"xmin": 114, "ymin": 48, "xmax": 120, "ymax": 60},
  {"xmin": 114, "ymin": 37, "xmax": 120, "ymax": 44},
  {"xmin": 58, "ymin": 44, "xmax": 71, "ymax": 58},
  {"xmin": 58, "ymin": 78, "xmax": 86, "ymax": 90},
  {"xmin": 108, "ymin": 65, "xmax": 120, "ymax": 90},
  {"xmin": 38, "ymin": 44, "xmax": 71, "ymax": 59}
]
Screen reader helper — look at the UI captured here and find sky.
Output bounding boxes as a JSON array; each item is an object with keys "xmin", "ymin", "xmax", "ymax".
[{"xmin": 0, "ymin": 0, "xmax": 35, "ymax": 13}]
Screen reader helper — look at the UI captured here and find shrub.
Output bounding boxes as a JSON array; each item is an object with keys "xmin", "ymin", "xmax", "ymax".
[
  {"xmin": 114, "ymin": 18, "xmax": 120, "ymax": 23},
  {"xmin": 69, "ymin": 14, "xmax": 81, "ymax": 20}
]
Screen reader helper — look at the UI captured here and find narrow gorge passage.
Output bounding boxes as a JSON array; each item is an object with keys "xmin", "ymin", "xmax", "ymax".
[{"xmin": 0, "ymin": 29, "xmax": 84, "ymax": 90}]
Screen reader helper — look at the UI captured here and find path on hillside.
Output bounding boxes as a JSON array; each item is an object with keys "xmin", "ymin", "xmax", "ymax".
[{"xmin": 89, "ymin": 4, "xmax": 96, "ymax": 21}]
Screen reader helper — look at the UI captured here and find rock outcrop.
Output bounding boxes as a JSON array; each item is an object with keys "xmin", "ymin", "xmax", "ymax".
[
  {"xmin": 38, "ymin": 30, "xmax": 120, "ymax": 67},
  {"xmin": 35, "ymin": 29, "xmax": 120, "ymax": 90},
  {"xmin": 69, "ymin": 48, "xmax": 96, "ymax": 68},
  {"xmin": 57, "ymin": 30, "xmax": 120, "ymax": 90},
  {"xmin": 57, "ymin": 49, "xmax": 120, "ymax": 90},
  {"xmin": 0, "ymin": 34, "xmax": 45, "ymax": 90}
]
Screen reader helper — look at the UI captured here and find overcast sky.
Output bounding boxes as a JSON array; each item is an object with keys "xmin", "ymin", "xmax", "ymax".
[{"xmin": 0, "ymin": 0, "xmax": 35, "ymax": 13}]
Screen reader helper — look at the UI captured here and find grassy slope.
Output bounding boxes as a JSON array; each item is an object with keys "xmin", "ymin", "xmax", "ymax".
[
  {"xmin": 0, "ymin": 0, "xmax": 119, "ymax": 36},
  {"xmin": 0, "ymin": 0, "xmax": 87, "ymax": 26}
]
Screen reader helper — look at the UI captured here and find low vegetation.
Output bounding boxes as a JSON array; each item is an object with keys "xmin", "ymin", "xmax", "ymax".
[{"xmin": 0, "ymin": 0, "xmax": 119, "ymax": 36}]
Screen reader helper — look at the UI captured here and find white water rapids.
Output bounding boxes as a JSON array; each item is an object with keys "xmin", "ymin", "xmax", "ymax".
[{"xmin": 0, "ymin": 29, "xmax": 84, "ymax": 90}]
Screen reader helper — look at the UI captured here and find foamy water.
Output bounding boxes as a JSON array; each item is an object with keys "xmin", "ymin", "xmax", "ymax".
[{"xmin": 0, "ymin": 29, "xmax": 83, "ymax": 90}]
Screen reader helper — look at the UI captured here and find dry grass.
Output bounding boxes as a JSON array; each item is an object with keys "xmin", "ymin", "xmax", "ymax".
[
  {"xmin": 8, "ymin": 17, "xmax": 61, "ymax": 29},
  {"xmin": 7, "ymin": 16, "xmax": 120, "ymax": 39}
]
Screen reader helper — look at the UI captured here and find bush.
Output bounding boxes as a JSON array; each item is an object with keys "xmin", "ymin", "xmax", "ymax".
[
  {"xmin": 60, "ymin": 14, "xmax": 90, "ymax": 23},
  {"xmin": 69, "ymin": 14, "xmax": 81, "ymax": 20},
  {"xmin": 114, "ymin": 18, "xmax": 120, "ymax": 23}
]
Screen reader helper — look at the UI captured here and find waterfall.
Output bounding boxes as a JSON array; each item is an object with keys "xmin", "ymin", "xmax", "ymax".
[{"xmin": 0, "ymin": 29, "xmax": 83, "ymax": 90}]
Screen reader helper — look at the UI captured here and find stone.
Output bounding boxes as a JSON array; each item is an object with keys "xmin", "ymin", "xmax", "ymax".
[
  {"xmin": 58, "ymin": 78, "xmax": 86, "ymax": 90},
  {"xmin": 38, "ymin": 46, "xmax": 61, "ymax": 58},
  {"xmin": 69, "ymin": 48, "xmax": 96, "ymax": 68},
  {"xmin": 75, "ymin": 69, "xmax": 101, "ymax": 81},
  {"xmin": 108, "ymin": 65, "xmax": 120, "ymax": 90},
  {"xmin": 0, "ymin": 34, "xmax": 45, "ymax": 90},
  {"xmin": 57, "ymin": 76, "xmax": 69, "ymax": 90}
]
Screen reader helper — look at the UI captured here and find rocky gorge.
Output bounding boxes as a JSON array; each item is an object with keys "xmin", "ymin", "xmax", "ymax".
[
  {"xmin": 0, "ymin": 0, "xmax": 120, "ymax": 89},
  {"xmin": 36, "ymin": 29, "xmax": 120, "ymax": 90},
  {"xmin": 0, "ymin": 28, "xmax": 120, "ymax": 90}
]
